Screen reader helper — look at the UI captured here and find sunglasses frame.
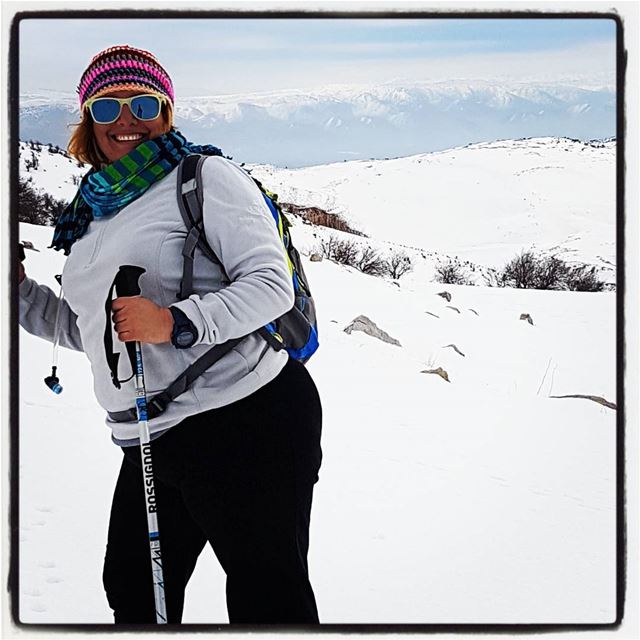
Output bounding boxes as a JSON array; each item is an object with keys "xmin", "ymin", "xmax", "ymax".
[{"xmin": 84, "ymin": 93, "xmax": 168, "ymax": 125}]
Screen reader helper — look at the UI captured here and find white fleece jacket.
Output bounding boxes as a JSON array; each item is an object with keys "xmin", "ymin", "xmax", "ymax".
[{"xmin": 19, "ymin": 156, "xmax": 294, "ymax": 445}]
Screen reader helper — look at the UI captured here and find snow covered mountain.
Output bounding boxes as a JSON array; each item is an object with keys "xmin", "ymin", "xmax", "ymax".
[
  {"xmin": 19, "ymin": 80, "xmax": 615, "ymax": 167},
  {"xmin": 19, "ymin": 135, "xmax": 615, "ymax": 288},
  {"xmin": 249, "ymin": 136, "xmax": 616, "ymax": 282}
]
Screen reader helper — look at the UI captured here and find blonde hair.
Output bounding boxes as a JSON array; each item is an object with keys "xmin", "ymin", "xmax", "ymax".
[{"xmin": 67, "ymin": 101, "xmax": 174, "ymax": 170}]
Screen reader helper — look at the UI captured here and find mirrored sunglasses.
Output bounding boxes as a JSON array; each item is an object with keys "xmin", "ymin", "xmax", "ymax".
[{"xmin": 85, "ymin": 94, "xmax": 167, "ymax": 125}]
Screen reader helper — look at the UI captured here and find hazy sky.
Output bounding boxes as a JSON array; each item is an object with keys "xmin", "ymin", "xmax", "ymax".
[{"xmin": 18, "ymin": 16, "xmax": 617, "ymax": 98}]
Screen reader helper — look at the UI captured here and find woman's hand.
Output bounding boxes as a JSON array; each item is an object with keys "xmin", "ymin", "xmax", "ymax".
[{"xmin": 111, "ymin": 296, "xmax": 173, "ymax": 344}]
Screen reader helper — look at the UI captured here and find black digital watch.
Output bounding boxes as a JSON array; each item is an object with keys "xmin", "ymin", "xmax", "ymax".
[{"xmin": 169, "ymin": 306, "xmax": 198, "ymax": 349}]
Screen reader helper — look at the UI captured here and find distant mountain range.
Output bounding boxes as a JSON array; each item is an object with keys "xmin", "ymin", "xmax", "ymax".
[{"xmin": 19, "ymin": 80, "xmax": 615, "ymax": 167}]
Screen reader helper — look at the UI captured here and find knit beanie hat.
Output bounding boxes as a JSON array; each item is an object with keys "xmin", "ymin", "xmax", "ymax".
[{"xmin": 77, "ymin": 45, "xmax": 174, "ymax": 110}]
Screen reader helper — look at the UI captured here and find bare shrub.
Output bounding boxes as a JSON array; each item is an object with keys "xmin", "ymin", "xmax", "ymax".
[
  {"xmin": 498, "ymin": 249, "xmax": 606, "ymax": 291},
  {"xmin": 565, "ymin": 265, "xmax": 606, "ymax": 292},
  {"xmin": 356, "ymin": 246, "xmax": 386, "ymax": 276},
  {"xmin": 318, "ymin": 235, "xmax": 360, "ymax": 267},
  {"xmin": 501, "ymin": 249, "xmax": 540, "ymax": 289},
  {"xmin": 315, "ymin": 235, "xmax": 393, "ymax": 275},
  {"xmin": 384, "ymin": 251, "xmax": 413, "ymax": 279},
  {"xmin": 318, "ymin": 236, "xmax": 338, "ymax": 259},
  {"xmin": 435, "ymin": 259, "xmax": 470, "ymax": 285},
  {"xmin": 18, "ymin": 177, "xmax": 66, "ymax": 226},
  {"xmin": 332, "ymin": 238, "xmax": 360, "ymax": 267},
  {"xmin": 25, "ymin": 151, "xmax": 39, "ymax": 171},
  {"xmin": 533, "ymin": 255, "xmax": 571, "ymax": 290},
  {"xmin": 18, "ymin": 178, "xmax": 43, "ymax": 225}
]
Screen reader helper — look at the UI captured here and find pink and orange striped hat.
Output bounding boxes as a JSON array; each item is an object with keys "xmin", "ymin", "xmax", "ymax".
[{"xmin": 77, "ymin": 45, "xmax": 174, "ymax": 109}]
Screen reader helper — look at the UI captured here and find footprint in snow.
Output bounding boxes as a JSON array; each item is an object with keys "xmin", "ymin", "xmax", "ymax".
[
  {"xmin": 31, "ymin": 520, "xmax": 46, "ymax": 527},
  {"xmin": 30, "ymin": 601, "xmax": 47, "ymax": 613},
  {"xmin": 38, "ymin": 560, "xmax": 56, "ymax": 569},
  {"xmin": 45, "ymin": 576, "xmax": 63, "ymax": 584},
  {"xmin": 22, "ymin": 587, "xmax": 42, "ymax": 597},
  {"xmin": 35, "ymin": 506, "xmax": 53, "ymax": 513}
]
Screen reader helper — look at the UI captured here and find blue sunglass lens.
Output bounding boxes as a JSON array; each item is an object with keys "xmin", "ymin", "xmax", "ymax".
[
  {"xmin": 89, "ymin": 96, "xmax": 162, "ymax": 123},
  {"xmin": 90, "ymin": 99, "xmax": 121, "ymax": 124},
  {"xmin": 130, "ymin": 96, "xmax": 161, "ymax": 120}
]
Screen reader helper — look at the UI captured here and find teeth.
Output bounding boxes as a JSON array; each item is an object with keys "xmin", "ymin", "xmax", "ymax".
[{"xmin": 114, "ymin": 134, "xmax": 144, "ymax": 142}]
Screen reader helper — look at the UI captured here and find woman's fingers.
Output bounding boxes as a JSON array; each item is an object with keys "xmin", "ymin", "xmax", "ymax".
[{"xmin": 111, "ymin": 296, "xmax": 173, "ymax": 344}]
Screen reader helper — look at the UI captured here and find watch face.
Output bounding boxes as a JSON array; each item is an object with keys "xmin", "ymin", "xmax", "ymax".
[{"xmin": 176, "ymin": 330, "xmax": 195, "ymax": 347}]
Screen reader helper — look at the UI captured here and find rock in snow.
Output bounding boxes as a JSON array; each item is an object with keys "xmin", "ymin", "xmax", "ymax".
[
  {"xmin": 343, "ymin": 315, "xmax": 401, "ymax": 347},
  {"xmin": 520, "ymin": 313, "xmax": 534, "ymax": 325},
  {"xmin": 420, "ymin": 367, "xmax": 451, "ymax": 382},
  {"xmin": 443, "ymin": 344, "xmax": 466, "ymax": 357}
]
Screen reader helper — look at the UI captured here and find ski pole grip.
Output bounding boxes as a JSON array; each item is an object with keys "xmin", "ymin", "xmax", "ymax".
[{"xmin": 115, "ymin": 265, "xmax": 146, "ymax": 298}]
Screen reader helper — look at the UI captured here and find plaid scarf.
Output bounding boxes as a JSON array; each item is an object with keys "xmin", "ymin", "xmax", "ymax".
[{"xmin": 51, "ymin": 130, "xmax": 224, "ymax": 255}]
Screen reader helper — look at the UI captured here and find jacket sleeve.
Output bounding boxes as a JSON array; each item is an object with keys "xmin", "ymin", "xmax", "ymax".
[
  {"xmin": 19, "ymin": 276, "xmax": 84, "ymax": 352},
  {"xmin": 171, "ymin": 156, "xmax": 294, "ymax": 346}
]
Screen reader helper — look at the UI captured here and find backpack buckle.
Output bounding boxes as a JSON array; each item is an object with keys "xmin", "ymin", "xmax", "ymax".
[
  {"xmin": 181, "ymin": 178, "xmax": 197, "ymax": 195},
  {"xmin": 149, "ymin": 395, "xmax": 169, "ymax": 417}
]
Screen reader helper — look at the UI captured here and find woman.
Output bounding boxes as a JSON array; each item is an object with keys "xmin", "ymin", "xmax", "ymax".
[{"xmin": 19, "ymin": 45, "xmax": 322, "ymax": 625}]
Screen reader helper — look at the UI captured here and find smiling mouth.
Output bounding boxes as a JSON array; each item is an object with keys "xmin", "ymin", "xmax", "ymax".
[{"xmin": 111, "ymin": 133, "xmax": 146, "ymax": 143}]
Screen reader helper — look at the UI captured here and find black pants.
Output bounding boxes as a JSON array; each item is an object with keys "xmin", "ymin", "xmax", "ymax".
[{"xmin": 102, "ymin": 358, "xmax": 322, "ymax": 624}]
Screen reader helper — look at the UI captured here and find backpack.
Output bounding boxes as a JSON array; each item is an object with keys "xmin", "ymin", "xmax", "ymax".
[
  {"xmin": 177, "ymin": 153, "xmax": 318, "ymax": 363},
  {"xmin": 105, "ymin": 154, "xmax": 318, "ymax": 422}
]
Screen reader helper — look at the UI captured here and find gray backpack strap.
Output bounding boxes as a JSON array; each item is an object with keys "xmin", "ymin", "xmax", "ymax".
[
  {"xmin": 176, "ymin": 154, "xmax": 225, "ymax": 300},
  {"xmin": 107, "ymin": 336, "xmax": 244, "ymax": 423}
]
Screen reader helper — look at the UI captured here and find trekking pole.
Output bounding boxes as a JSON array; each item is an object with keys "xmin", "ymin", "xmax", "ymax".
[{"xmin": 115, "ymin": 265, "xmax": 168, "ymax": 624}]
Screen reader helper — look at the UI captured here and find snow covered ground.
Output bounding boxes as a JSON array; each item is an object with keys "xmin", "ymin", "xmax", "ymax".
[
  {"xmin": 250, "ymin": 137, "xmax": 616, "ymax": 280},
  {"xmin": 15, "ymin": 133, "xmax": 617, "ymax": 625},
  {"xmin": 18, "ymin": 215, "xmax": 616, "ymax": 624},
  {"xmin": 19, "ymin": 136, "xmax": 617, "ymax": 288}
]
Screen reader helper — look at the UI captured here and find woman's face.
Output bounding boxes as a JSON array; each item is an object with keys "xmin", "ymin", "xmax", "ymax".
[{"xmin": 91, "ymin": 89, "xmax": 169, "ymax": 164}]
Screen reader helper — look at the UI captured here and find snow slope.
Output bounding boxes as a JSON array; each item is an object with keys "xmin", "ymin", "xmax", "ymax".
[
  {"xmin": 252, "ymin": 137, "xmax": 616, "ymax": 282},
  {"xmin": 18, "ymin": 220, "xmax": 616, "ymax": 624},
  {"xmin": 19, "ymin": 137, "xmax": 617, "ymax": 287},
  {"xmin": 18, "ymin": 142, "xmax": 88, "ymax": 203}
]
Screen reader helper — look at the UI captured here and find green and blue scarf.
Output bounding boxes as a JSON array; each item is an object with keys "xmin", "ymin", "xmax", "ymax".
[{"xmin": 51, "ymin": 130, "xmax": 224, "ymax": 255}]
